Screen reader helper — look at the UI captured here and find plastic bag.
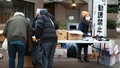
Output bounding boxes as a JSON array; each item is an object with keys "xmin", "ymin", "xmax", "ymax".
[
  {"xmin": 31, "ymin": 41, "xmax": 43, "ymax": 65},
  {"xmin": 2, "ymin": 38, "xmax": 8, "ymax": 50}
]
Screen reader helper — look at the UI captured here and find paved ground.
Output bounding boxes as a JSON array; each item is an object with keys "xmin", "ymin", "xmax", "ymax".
[{"xmin": 0, "ymin": 38, "xmax": 120, "ymax": 68}]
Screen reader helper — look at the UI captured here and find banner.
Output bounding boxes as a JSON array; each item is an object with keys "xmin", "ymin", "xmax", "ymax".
[{"xmin": 92, "ymin": 0, "xmax": 107, "ymax": 36}]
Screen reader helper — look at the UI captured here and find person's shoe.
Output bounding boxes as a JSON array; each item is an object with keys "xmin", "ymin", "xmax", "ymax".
[
  {"xmin": 84, "ymin": 59, "xmax": 89, "ymax": 63},
  {"xmin": 84, "ymin": 56, "xmax": 89, "ymax": 63},
  {"xmin": 78, "ymin": 58, "xmax": 83, "ymax": 62}
]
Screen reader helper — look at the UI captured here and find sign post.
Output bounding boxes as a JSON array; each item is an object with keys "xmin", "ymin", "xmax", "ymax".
[{"xmin": 92, "ymin": 0, "xmax": 107, "ymax": 37}]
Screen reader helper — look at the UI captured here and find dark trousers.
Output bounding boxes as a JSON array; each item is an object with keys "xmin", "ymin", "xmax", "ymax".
[
  {"xmin": 77, "ymin": 44, "xmax": 88, "ymax": 58},
  {"xmin": 34, "ymin": 42, "xmax": 57, "ymax": 68},
  {"xmin": 8, "ymin": 43, "xmax": 25, "ymax": 68}
]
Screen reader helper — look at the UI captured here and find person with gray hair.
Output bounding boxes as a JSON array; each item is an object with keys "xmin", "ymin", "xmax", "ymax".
[
  {"xmin": 13, "ymin": 12, "xmax": 25, "ymax": 17},
  {"xmin": 3, "ymin": 12, "xmax": 32, "ymax": 68}
]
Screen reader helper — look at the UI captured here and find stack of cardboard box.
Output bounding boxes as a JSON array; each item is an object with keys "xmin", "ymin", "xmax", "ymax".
[
  {"xmin": 56, "ymin": 30, "xmax": 95, "ymax": 59},
  {"xmin": 56, "ymin": 30, "xmax": 83, "ymax": 40}
]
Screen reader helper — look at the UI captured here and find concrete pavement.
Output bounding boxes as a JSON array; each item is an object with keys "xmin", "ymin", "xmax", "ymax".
[{"xmin": 0, "ymin": 38, "xmax": 120, "ymax": 68}]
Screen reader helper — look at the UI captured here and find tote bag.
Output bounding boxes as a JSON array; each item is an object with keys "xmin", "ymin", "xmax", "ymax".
[{"xmin": 31, "ymin": 41, "xmax": 43, "ymax": 65}]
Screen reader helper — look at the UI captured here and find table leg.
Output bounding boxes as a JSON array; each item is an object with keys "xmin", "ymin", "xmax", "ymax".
[
  {"xmin": 97, "ymin": 43, "xmax": 101, "ymax": 64},
  {"xmin": 103, "ymin": 43, "xmax": 109, "ymax": 68}
]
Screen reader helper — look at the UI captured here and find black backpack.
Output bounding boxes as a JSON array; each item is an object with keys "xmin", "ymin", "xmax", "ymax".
[{"xmin": 67, "ymin": 45, "xmax": 77, "ymax": 58}]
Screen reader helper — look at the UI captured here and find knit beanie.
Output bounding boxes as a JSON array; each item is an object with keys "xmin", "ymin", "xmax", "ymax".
[
  {"xmin": 81, "ymin": 11, "xmax": 90, "ymax": 18},
  {"xmin": 14, "ymin": 12, "xmax": 25, "ymax": 17},
  {"xmin": 36, "ymin": 8, "xmax": 48, "ymax": 15}
]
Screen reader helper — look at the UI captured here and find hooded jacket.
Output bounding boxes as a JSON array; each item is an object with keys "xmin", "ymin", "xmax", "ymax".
[
  {"xmin": 3, "ymin": 15, "xmax": 31, "ymax": 43},
  {"xmin": 35, "ymin": 9, "xmax": 59, "ymax": 43}
]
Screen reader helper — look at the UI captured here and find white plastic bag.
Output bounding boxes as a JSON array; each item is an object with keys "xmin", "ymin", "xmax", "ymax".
[{"xmin": 2, "ymin": 38, "xmax": 8, "ymax": 50}]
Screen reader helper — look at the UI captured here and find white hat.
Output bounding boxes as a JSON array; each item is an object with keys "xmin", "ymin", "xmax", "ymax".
[
  {"xmin": 36, "ymin": 9, "xmax": 41, "ymax": 15},
  {"xmin": 14, "ymin": 12, "xmax": 25, "ymax": 17},
  {"xmin": 36, "ymin": 8, "xmax": 48, "ymax": 15}
]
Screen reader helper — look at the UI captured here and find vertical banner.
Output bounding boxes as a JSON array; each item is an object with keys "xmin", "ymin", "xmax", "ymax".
[{"xmin": 92, "ymin": 0, "xmax": 107, "ymax": 36}]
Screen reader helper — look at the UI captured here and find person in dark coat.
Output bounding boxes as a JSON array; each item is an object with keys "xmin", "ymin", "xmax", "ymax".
[
  {"xmin": 34, "ymin": 8, "xmax": 59, "ymax": 68},
  {"xmin": 77, "ymin": 11, "xmax": 91, "ymax": 63}
]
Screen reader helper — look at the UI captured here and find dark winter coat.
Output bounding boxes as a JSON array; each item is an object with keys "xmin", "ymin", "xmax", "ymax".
[
  {"xmin": 78, "ymin": 19, "xmax": 89, "ymax": 37},
  {"xmin": 35, "ymin": 12, "xmax": 59, "ymax": 43}
]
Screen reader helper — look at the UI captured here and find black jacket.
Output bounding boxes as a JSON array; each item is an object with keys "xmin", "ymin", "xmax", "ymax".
[
  {"xmin": 35, "ymin": 12, "xmax": 59, "ymax": 43},
  {"xmin": 78, "ymin": 19, "xmax": 89, "ymax": 37}
]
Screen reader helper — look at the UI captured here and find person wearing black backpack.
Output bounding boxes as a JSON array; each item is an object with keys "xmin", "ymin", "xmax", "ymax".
[{"xmin": 77, "ymin": 11, "xmax": 92, "ymax": 63}]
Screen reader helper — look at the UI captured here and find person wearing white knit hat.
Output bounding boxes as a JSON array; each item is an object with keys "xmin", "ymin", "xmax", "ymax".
[
  {"xmin": 3, "ymin": 11, "xmax": 32, "ymax": 68},
  {"xmin": 14, "ymin": 12, "xmax": 25, "ymax": 17}
]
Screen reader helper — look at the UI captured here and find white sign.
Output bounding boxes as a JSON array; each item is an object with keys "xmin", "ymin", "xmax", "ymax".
[
  {"xmin": 6, "ymin": 0, "xmax": 11, "ymax": 1},
  {"xmin": 92, "ymin": 0, "xmax": 107, "ymax": 36},
  {"xmin": 69, "ymin": 16, "xmax": 74, "ymax": 20}
]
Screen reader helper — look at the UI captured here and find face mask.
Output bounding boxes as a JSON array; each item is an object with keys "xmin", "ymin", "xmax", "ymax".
[{"xmin": 85, "ymin": 17, "xmax": 90, "ymax": 20}]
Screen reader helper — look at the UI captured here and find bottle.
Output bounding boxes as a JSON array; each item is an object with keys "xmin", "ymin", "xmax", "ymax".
[{"xmin": 87, "ymin": 24, "xmax": 91, "ymax": 36}]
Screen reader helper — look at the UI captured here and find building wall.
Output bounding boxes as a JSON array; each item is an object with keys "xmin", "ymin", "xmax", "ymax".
[
  {"xmin": 55, "ymin": 3, "xmax": 88, "ymax": 22},
  {"xmin": 55, "ymin": 4, "xmax": 66, "ymax": 22},
  {"xmin": 107, "ymin": 13, "xmax": 117, "ymax": 20},
  {"xmin": 24, "ymin": 0, "xmax": 43, "ymax": 16},
  {"xmin": 107, "ymin": 0, "xmax": 118, "ymax": 5}
]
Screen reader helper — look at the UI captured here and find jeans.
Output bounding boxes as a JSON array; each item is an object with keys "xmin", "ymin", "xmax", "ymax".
[{"xmin": 8, "ymin": 40, "xmax": 25, "ymax": 68}]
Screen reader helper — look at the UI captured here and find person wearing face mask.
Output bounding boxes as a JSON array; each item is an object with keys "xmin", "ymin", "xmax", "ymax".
[{"xmin": 77, "ymin": 11, "xmax": 91, "ymax": 63}]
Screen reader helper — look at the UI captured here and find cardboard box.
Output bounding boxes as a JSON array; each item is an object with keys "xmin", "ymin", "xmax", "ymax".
[
  {"xmin": 0, "ymin": 34, "xmax": 5, "ymax": 42},
  {"xmin": 67, "ymin": 31, "xmax": 83, "ymax": 40},
  {"xmin": 81, "ymin": 53, "xmax": 94, "ymax": 59},
  {"xmin": 0, "ymin": 30, "xmax": 5, "ymax": 42},
  {"xmin": 54, "ymin": 48, "xmax": 67, "ymax": 58},
  {"xmin": 16, "ymin": 54, "xmax": 33, "ymax": 67},
  {"xmin": 94, "ymin": 52, "xmax": 99, "ymax": 59},
  {"xmin": 81, "ymin": 46, "xmax": 94, "ymax": 59},
  {"xmin": 99, "ymin": 53, "xmax": 120, "ymax": 66},
  {"xmin": 56, "ymin": 30, "xmax": 67, "ymax": 40},
  {"xmin": 24, "ymin": 56, "xmax": 33, "ymax": 67}
]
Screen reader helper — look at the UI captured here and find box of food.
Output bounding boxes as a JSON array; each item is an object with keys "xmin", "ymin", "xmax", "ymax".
[
  {"xmin": 56, "ymin": 30, "xmax": 67, "ymax": 40},
  {"xmin": 68, "ymin": 31, "xmax": 83, "ymax": 40}
]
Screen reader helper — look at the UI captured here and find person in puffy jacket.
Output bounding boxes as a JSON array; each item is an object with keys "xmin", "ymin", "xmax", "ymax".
[
  {"xmin": 34, "ymin": 8, "xmax": 59, "ymax": 68},
  {"xmin": 77, "ymin": 11, "xmax": 91, "ymax": 63}
]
